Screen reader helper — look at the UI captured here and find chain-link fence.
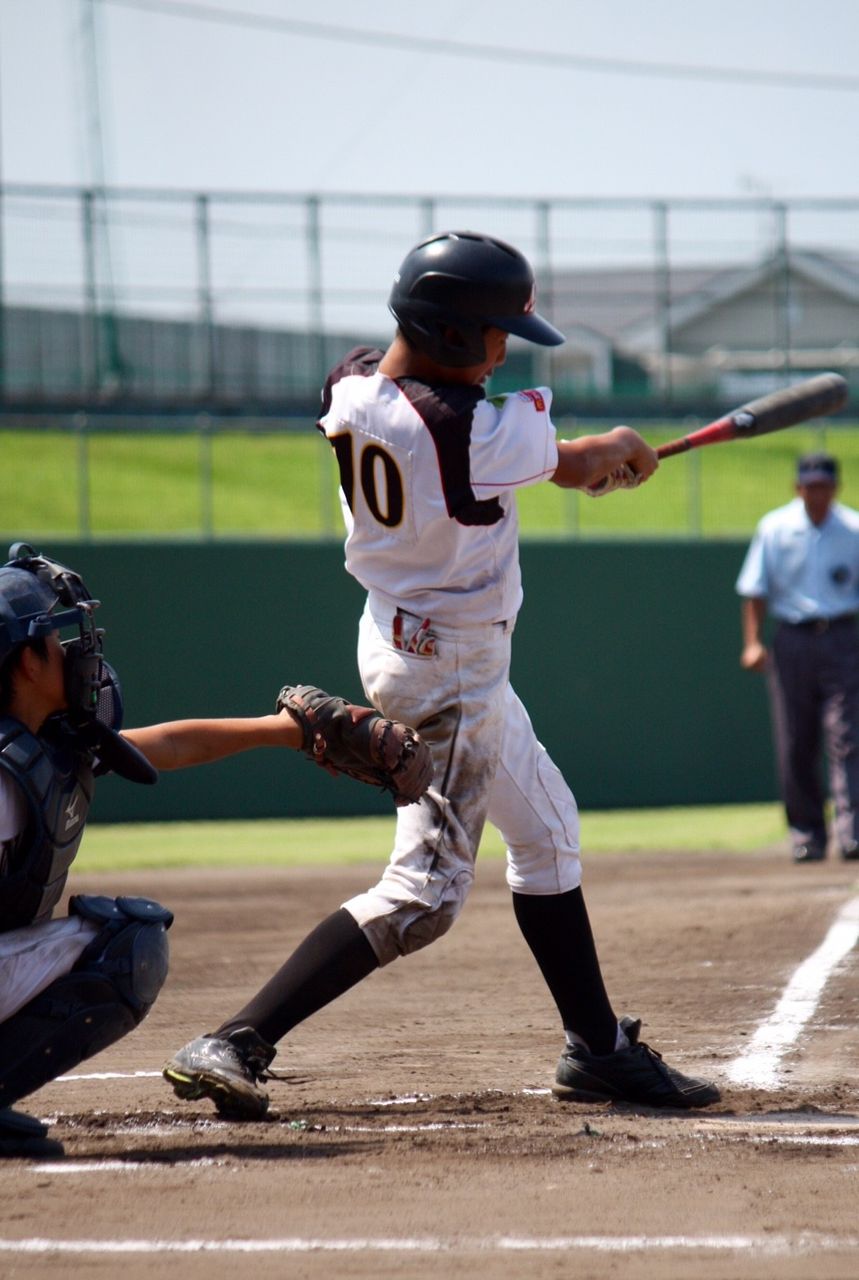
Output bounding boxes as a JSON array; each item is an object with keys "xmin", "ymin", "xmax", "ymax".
[
  {"xmin": 2, "ymin": 187, "xmax": 856, "ymax": 541},
  {"xmin": 2, "ymin": 186, "xmax": 859, "ymax": 410}
]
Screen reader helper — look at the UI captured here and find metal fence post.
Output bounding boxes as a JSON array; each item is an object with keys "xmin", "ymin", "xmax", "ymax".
[
  {"xmin": 419, "ymin": 197, "xmax": 436, "ymax": 238},
  {"xmin": 0, "ymin": 71, "xmax": 5, "ymax": 397},
  {"xmin": 306, "ymin": 194, "xmax": 324, "ymax": 386},
  {"xmin": 564, "ymin": 486, "xmax": 580, "ymax": 538},
  {"xmin": 74, "ymin": 412, "xmax": 91, "ymax": 540},
  {"xmin": 689, "ymin": 446, "xmax": 702, "ymax": 537},
  {"xmin": 195, "ymin": 194, "xmax": 216, "ymax": 398},
  {"xmin": 0, "ymin": 180, "xmax": 5, "ymax": 399},
  {"xmin": 198, "ymin": 412, "xmax": 214, "ymax": 538},
  {"xmin": 306, "ymin": 194, "xmax": 333, "ymax": 533},
  {"xmin": 81, "ymin": 190, "xmax": 100, "ymax": 393},
  {"xmin": 775, "ymin": 202, "xmax": 793, "ymax": 386},
  {"xmin": 653, "ymin": 201, "xmax": 672, "ymax": 405},
  {"xmin": 535, "ymin": 200, "xmax": 554, "ymax": 388}
]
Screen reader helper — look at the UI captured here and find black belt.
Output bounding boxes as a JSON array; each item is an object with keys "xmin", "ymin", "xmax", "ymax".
[{"xmin": 786, "ymin": 614, "xmax": 857, "ymax": 633}]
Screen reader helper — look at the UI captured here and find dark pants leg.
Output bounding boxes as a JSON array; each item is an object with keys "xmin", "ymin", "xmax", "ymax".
[
  {"xmin": 769, "ymin": 626, "xmax": 827, "ymax": 851},
  {"xmin": 512, "ymin": 887, "xmax": 618, "ymax": 1055},
  {"xmin": 214, "ymin": 908, "xmax": 379, "ymax": 1046},
  {"xmin": 820, "ymin": 625, "xmax": 859, "ymax": 851}
]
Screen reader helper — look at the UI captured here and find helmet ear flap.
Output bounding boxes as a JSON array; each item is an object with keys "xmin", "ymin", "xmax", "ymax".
[
  {"xmin": 437, "ymin": 318, "xmax": 487, "ymax": 366},
  {"xmin": 395, "ymin": 307, "xmax": 487, "ymax": 369}
]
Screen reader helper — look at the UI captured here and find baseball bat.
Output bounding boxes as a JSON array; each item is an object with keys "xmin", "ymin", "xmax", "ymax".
[{"xmin": 656, "ymin": 373, "xmax": 848, "ymax": 460}]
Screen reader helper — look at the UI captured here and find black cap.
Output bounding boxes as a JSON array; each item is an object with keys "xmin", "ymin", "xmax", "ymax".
[{"xmin": 797, "ymin": 452, "xmax": 838, "ymax": 485}]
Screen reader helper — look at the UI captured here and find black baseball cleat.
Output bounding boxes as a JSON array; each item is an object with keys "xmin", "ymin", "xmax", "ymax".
[
  {"xmin": 0, "ymin": 1106, "xmax": 64, "ymax": 1159},
  {"xmin": 552, "ymin": 1017, "xmax": 720, "ymax": 1110},
  {"xmin": 793, "ymin": 843, "xmax": 827, "ymax": 863},
  {"xmin": 163, "ymin": 1026, "xmax": 278, "ymax": 1120},
  {"xmin": 839, "ymin": 842, "xmax": 859, "ymax": 861}
]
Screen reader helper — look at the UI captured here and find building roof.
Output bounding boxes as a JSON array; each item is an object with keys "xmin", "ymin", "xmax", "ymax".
[{"xmin": 546, "ymin": 249, "xmax": 859, "ymax": 354}]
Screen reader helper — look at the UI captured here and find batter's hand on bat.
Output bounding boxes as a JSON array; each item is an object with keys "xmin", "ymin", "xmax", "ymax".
[{"xmin": 583, "ymin": 427, "xmax": 659, "ymax": 497}]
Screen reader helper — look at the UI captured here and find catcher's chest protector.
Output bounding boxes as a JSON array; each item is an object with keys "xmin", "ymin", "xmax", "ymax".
[{"xmin": 0, "ymin": 716, "xmax": 93, "ymax": 931}]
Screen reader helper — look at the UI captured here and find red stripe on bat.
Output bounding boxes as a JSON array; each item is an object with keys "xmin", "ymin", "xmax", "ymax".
[{"xmin": 657, "ymin": 416, "xmax": 734, "ymax": 459}]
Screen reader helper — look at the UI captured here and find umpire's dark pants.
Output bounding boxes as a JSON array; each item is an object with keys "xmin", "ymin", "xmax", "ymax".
[{"xmin": 768, "ymin": 614, "xmax": 859, "ymax": 854}]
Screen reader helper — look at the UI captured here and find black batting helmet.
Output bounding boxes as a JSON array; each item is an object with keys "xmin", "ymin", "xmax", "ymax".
[{"xmin": 388, "ymin": 230, "xmax": 565, "ymax": 368}]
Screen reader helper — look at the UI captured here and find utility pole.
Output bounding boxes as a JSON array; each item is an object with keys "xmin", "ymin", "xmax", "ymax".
[
  {"xmin": 79, "ymin": 0, "xmax": 126, "ymax": 392},
  {"xmin": 0, "ymin": 15, "xmax": 6, "ymax": 401}
]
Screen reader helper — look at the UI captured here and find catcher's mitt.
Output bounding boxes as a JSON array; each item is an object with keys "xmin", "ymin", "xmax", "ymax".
[
  {"xmin": 584, "ymin": 462, "xmax": 644, "ymax": 497},
  {"xmin": 277, "ymin": 684, "xmax": 433, "ymax": 806}
]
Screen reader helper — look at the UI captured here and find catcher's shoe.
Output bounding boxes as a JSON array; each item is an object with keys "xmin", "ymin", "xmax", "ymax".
[
  {"xmin": 0, "ymin": 1106, "xmax": 64, "ymax": 1159},
  {"xmin": 163, "ymin": 1026, "xmax": 278, "ymax": 1120},
  {"xmin": 552, "ymin": 1017, "xmax": 720, "ymax": 1110}
]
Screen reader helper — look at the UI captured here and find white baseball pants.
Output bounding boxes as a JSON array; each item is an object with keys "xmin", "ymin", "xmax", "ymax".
[
  {"xmin": 342, "ymin": 597, "xmax": 583, "ymax": 965},
  {"xmin": 0, "ymin": 916, "xmax": 98, "ymax": 1024}
]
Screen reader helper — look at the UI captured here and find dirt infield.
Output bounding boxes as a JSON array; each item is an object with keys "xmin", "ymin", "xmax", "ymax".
[{"xmin": 2, "ymin": 846, "xmax": 858, "ymax": 1279}]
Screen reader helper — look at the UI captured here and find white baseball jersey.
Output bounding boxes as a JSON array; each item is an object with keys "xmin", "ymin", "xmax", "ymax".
[
  {"xmin": 318, "ymin": 348, "xmax": 559, "ymax": 627},
  {"xmin": 316, "ymin": 347, "xmax": 582, "ymax": 964}
]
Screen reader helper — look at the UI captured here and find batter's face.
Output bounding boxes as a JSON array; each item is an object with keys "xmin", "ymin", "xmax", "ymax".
[
  {"xmin": 474, "ymin": 327, "xmax": 509, "ymax": 384},
  {"xmin": 446, "ymin": 326, "xmax": 508, "ymax": 386}
]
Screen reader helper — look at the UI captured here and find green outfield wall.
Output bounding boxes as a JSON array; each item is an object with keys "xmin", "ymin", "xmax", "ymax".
[{"xmin": 38, "ymin": 540, "xmax": 776, "ymax": 823}]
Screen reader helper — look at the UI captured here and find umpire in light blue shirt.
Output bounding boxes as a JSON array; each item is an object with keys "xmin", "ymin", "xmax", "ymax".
[{"xmin": 736, "ymin": 452, "xmax": 859, "ymax": 863}]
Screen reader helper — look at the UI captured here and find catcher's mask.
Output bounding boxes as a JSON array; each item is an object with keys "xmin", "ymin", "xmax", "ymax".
[
  {"xmin": 0, "ymin": 542, "xmax": 110, "ymax": 724},
  {"xmin": 388, "ymin": 230, "xmax": 565, "ymax": 368},
  {"xmin": 0, "ymin": 543, "xmax": 156, "ymax": 784}
]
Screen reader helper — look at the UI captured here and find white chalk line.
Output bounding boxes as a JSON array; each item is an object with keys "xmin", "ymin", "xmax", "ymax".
[
  {"xmin": 728, "ymin": 1134, "xmax": 859, "ymax": 1146},
  {"xmin": 54, "ymin": 1078, "xmax": 548, "ymax": 1100},
  {"xmin": 1, "ymin": 1233, "xmax": 858, "ymax": 1257},
  {"xmin": 31, "ymin": 1158, "xmax": 223, "ymax": 1174},
  {"xmin": 698, "ymin": 1112, "xmax": 859, "ymax": 1131},
  {"xmin": 727, "ymin": 895, "xmax": 859, "ymax": 1088},
  {"xmin": 57, "ymin": 1070, "xmax": 162, "ymax": 1081}
]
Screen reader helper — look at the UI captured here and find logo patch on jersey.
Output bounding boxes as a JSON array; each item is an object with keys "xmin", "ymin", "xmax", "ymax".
[{"xmin": 519, "ymin": 389, "xmax": 546, "ymax": 413}]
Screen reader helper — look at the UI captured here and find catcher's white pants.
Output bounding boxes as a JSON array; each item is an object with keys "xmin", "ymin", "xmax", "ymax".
[
  {"xmin": 343, "ymin": 597, "xmax": 582, "ymax": 966},
  {"xmin": 0, "ymin": 916, "xmax": 98, "ymax": 1023}
]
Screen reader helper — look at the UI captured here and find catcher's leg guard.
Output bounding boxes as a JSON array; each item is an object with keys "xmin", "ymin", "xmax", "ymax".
[
  {"xmin": 68, "ymin": 894, "xmax": 173, "ymax": 1015},
  {"xmin": 0, "ymin": 894, "xmax": 172, "ymax": 1108}
]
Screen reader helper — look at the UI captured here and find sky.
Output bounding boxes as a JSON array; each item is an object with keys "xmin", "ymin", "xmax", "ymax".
[
  {"xmin": 1, "ymin": 0, "xmax": 858, "ymax": 200},
  {"xmin": 1, "ymin": 0, "xmax": 858, "ymax": 338}
]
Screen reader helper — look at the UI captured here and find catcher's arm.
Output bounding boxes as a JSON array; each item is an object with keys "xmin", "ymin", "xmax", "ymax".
[
  {"xmin": 277, "ymin": 684, "xmax": 433, "ymax": 806},
  {"xmin": 123, "ymin": 713, "xmax": 304, "ymax": 770}
]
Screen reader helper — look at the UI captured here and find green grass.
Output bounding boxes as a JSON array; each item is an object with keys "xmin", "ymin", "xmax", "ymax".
[
  {"xmin": 75, "ymin": 802, "xmax": 789, "ymax": 873},
  {"xmin": 3, "ymin": 420, "xmax": 857, "ymax": 541},
  {"xmin": 1, "ymin": 430, "xmax": 340, "ymax": 539}
]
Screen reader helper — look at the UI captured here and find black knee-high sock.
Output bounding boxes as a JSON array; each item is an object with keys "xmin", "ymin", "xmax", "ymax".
[
  {"xmin": 512, "ymin": 887, "xmax": 618, "ymax": 1055},
  {"xmin": 215, "ymin": 908, "xmax": 379, "ymax": 1047}
]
